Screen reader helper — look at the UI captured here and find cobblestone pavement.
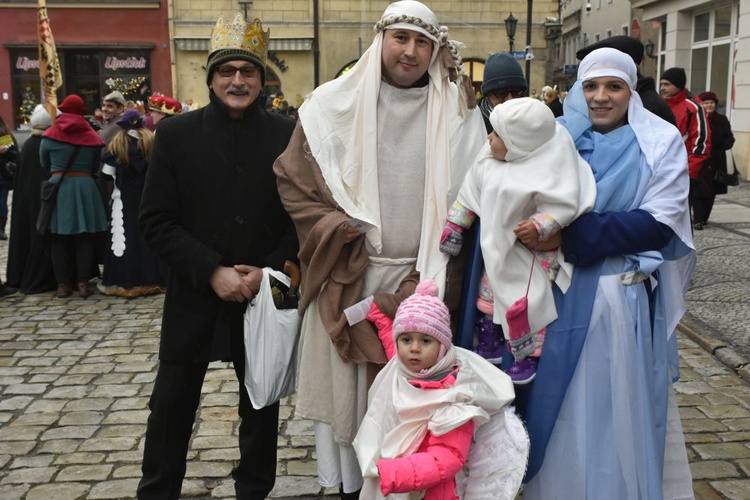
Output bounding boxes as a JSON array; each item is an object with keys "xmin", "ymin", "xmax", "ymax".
[{"xmin": 1, "ymin": 183, "xmax": 750, "ymax": 499}]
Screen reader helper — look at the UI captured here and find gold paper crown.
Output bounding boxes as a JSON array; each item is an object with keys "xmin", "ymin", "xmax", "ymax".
[
  {"xmin": 209, "ymin": 13, "xmax": 269, "ymax": 68},
  {"xmin": 148, "ymin": 95, "xmax": 181, "ymax": 115}
]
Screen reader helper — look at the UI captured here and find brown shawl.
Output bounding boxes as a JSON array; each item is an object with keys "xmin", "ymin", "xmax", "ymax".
[{"xmin": 274, "ymin": 123, "xmax": 420, "ymax": 365}]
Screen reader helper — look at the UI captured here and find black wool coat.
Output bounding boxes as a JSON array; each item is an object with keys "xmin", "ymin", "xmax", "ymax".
[
  {"xmin": 139, "ymin": 92, "xmax": 298, "ymax": 363},
  {"xmin": 637, "ymin": 76, "xmax": 676, "ymax": 127},
  {"xmin": 707, "ymin": 111, "xmax": 735, "ymax": 196}
]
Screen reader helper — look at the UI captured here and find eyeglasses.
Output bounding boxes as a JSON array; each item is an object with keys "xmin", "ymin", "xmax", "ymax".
[
  {"xmin": 490, "ymin": 89, "xmax": 526, "ymax": 99},
  {"xmin": 216, "ymin": 65, "xmax": 260, "ymax": 79}
]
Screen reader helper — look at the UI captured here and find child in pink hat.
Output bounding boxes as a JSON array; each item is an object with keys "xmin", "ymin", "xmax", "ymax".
[{"xmin": 354, "ymin": 279, "xmax": 528, "ymax": 500}]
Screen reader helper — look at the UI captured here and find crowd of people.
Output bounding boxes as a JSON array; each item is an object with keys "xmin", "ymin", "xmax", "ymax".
[
  {"xmin": 0, "ymin": 89, "xmax": 186, "ymax": 299},
  {"xmin": 0, "ymin": 0, "xmax": 742, "ymax": 498}
]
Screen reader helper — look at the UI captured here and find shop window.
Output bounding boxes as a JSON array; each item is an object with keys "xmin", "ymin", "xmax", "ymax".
[
  {"xmin": 100, "ymin": 50, "xmax": 150, "ymax": 105},
  {"xmin": 9, "ymin": 49, "xmax": 47, "ymax": 129},
  {"xmin": 7, "ymin": 48, "xmax": 153, "ymax": 126}
]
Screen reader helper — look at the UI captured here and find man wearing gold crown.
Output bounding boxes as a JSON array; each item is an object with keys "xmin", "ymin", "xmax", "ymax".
[
  {"xmin": 146, "ymin": 94, "xmax": 182, "ymax": 131},
  {"xmin": 137, "ymin": 13, "xmax": 297, "ymax": 500},
  {"xmin": 274, "ymin": 1, "xmax": 486, "ymax": 497}
]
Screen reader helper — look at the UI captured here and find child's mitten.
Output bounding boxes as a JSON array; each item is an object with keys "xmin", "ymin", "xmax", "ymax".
[
  {"xmin": 367, "ymin": 302, "xmax": 396, "ymax": 360},
  {"xmin": 440, "ymin": 221, "xmax": 464, "ymax": 256}
]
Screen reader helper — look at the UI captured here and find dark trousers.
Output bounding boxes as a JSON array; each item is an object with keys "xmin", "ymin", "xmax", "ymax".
[
  {"xmin": 50, "ymin": 233, "xmax": 95, "ymax": 284},
  {"xmin": 137, "ymin": 337, "xmax": 280, "ymax": 499}
]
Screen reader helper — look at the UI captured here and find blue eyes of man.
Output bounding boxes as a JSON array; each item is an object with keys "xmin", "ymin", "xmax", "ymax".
[{"xmin": 216, "ymin": 65, "xmax": 259, "ymax": 79}]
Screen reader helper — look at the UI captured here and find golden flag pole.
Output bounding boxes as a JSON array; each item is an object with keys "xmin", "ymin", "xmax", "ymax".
[{"xmin": 38, "ymin": 0, "xmax": 62, "ymax": 124}]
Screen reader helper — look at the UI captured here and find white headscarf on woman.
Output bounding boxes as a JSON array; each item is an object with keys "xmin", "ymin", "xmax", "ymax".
[
  {"xmin": 563, "ymin": 47, "xmax": 694, "ymax": 342},
  {"xmin": 297, "ymin": 0, "xmax": 485, "ymax": 296},
  {"xmin": 564, "ymin": 47, "xmax": 693, "ymax": 252}
]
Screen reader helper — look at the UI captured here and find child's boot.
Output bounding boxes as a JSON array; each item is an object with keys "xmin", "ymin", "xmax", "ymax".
[
  {"xmin": 507, "ymin": 356, "xmax": 539, "ymax": 385},
  {"xmin": 474, "ymin": 315, "xmax": 504, "ymax": 363}
]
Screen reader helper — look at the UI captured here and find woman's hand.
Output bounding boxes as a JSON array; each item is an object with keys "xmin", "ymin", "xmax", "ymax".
[{"xmin": 537, "ymin": 232, "xmax": 562, "ymax": 251}]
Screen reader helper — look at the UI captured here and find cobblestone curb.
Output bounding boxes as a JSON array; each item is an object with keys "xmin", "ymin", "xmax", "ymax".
[{"xmin": 679, "ymin": 313, "xmax": 750, "ymax": 385}]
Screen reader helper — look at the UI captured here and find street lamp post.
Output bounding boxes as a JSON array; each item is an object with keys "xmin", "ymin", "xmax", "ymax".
[
  {"xmin": 238, "ymin": 0, "xmax": 253, "ymax": 19},
  {"xmin": 505, "ymin": 13, "xmax": 518, "ymax": 55},
  {"xmin": 525, "ymin": 0, "xmax": 533, "ymax": 84}
]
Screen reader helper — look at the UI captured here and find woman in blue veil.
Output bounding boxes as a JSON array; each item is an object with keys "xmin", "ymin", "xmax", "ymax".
[{"xmin": 520, "ymin": 48, "xmax": 696, "ymax": 500}]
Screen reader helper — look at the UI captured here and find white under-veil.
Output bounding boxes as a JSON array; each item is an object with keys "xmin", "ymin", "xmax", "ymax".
[{"xmin": 297, "ymin": 0, "xmax": 485, "ymax": 296}]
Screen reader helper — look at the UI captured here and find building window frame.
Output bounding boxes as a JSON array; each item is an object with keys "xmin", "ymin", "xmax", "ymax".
[{"xmin": 689, "ymin": 4, "xmax": 739, "ymax": 116}]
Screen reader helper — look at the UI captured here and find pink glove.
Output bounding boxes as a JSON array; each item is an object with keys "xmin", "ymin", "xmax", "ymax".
[{"xmin": 367, "ymin": 302, "xmax": 396, "ymax": 360}]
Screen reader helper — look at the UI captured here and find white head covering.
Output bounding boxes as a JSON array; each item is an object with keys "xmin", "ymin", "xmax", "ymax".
[
  {"xmin": 30, "ymin": 104, "xmax": 54, "ymax": 130},
  {"xmin": 378, "ymin": 0, "xmax": 445, "ymax": 45},
  {"xmin": 573, "ymin": 48, "xmax": 692, "ymax": 249},
  {"xmin": 489, "ymin": 98, "xmax": 556, "ymax": 162},
  {"xmin": 298, "ymin": 0, "xmax": 485, "ymax": 296},
  {"xmin": 578, "ymin": 47, "xmax": 637, "ymax": 90}
]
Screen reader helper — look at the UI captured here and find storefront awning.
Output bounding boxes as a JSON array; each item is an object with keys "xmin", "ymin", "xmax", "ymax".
[{"xmin": 174, "ymin": 37, "xmax": 313, "ymax": 52}]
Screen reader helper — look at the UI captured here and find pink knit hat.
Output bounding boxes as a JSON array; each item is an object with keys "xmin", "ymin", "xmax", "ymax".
[{"xmin": 393, "ymin": 279, "xmax": 453, "ymax": 358}]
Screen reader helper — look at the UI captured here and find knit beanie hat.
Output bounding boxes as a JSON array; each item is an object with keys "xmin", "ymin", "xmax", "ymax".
[
  {"xmin": 576, "ymin": 35, "xmax": 644, "ymax": 65},
  {"xmin": 58, "ymin": 94, "xmax": 87, "ymax": 116},
  {"xmin": 660, "ymin": 67, "xmax": 686, "ymax": 90},
  {"xmin": 489, "ymin": 97, "xmax": 555, "ymax": 162},
  {"xmin": 206, "ymin": 49, "xmax": 266, "ymax": 86},
  {"xmin": 393, "ymin": 280, "xmax": 453, "ymax": 359},
  {"xmin": 481, "ymin": 52, "xmax": 527, "ymax": 96}
]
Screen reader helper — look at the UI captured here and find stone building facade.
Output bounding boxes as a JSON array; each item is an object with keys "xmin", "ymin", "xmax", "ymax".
[{"xmin": 171, "ymin": 0, "xmax": 560, "ymax": 108}]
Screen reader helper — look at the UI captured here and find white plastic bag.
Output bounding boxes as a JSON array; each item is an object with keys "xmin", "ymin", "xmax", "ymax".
[{"xmin": 243, "ymin": 267, "xmax": 301, "ymax": 409}]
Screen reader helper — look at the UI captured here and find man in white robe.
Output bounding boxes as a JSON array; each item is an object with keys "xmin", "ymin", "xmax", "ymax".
[{"xmin": 274, "ymin": 1, "xmax": 486, "ymax": 496}]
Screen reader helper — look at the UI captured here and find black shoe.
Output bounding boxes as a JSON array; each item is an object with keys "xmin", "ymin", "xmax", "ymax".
[
  {"xmin": 56, "ymin": 283, "xmax": 72, "ymax": 298},
  {"xmin": 78, "ymin": 282, "xmax": 93, "ymax": 298},
  {"xmin": 339, "ymin": 485, "xmax": 361, "ymax": 500},
  {"xmin": 693, "ymin": 222, "xmax": 704, "ymax": 230},
  {"xmin": 0, "ymin": 284, "xmax": 18, "ymax": 298}
]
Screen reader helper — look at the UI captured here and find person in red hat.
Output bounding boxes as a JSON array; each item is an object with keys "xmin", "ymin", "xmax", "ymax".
[
  {"xmin": 146, "ymin": 94, "xmax": 182, "ymax": 131},
  {"xmin": 695, "ymin": 91, "xmax": 736, "ymax": 226},
  {"xmin": 40, "ymin": 94, "xmax": 108, "ymax": 298}
]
